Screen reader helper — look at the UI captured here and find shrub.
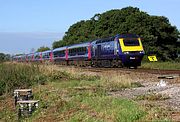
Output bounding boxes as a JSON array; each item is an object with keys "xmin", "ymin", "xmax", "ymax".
[{"xmin": 0, "ymin": 63, "xmax": 47, "ymax": 95}]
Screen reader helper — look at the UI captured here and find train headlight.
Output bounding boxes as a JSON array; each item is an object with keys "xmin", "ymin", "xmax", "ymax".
[
  {"xmin": 139, "ymin": 51, "xmax": 144, "ymax": 54},
  {"xmin": 123, "ymin": 51, "xmax": 129, "ymax": 54}
]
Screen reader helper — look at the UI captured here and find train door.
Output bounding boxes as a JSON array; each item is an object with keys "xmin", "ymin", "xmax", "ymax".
[
  {"xmin": 114, "ymin": 39, "xmax": 119, "ymax": 55},
  {"xmin": 95, "ymin": 45, "xmax": 101, "ymax": 58}
]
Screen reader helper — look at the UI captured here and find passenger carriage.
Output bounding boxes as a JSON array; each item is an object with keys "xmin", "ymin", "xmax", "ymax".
[
  {"xmin": 53, "ymin": 47, "xmax": 67, "ymax": 65},
  {"xmin": 33, "ymin": 52, "xmax": 42, "ymax": 63},
  {"xmin": 67, "ymin": 42, "xmax": 91, "ymax": 66},
  {"xmin": 42, "ymin": 50, "xmax": 53, "ymax": 62}
]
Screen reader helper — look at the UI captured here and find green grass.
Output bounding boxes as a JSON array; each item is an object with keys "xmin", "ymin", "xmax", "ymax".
[
  {"xmin": 135, "ymin": 93, "xmax": 170, "ymax": 101},
  {"xmin": 0, "ymin": 109, "xmax": 17, "ymax": 121},
  {"xmin": 28, "ymin": 80, "xmax": 145, "ymax": 122},
  {"xmin": 141, "ymin": 62, "xmax": 180, "ymax": 70}
]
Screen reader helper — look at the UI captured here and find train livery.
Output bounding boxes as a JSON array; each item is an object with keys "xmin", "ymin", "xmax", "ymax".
[{"xmin": 13, "ymin": 34, "xmax": 145, "ymax": 68}]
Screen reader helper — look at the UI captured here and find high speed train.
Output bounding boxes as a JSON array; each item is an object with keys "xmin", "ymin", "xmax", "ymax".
[{"xmin": 13, "ymin": 34, "xmax": 145, "ymax": 68}]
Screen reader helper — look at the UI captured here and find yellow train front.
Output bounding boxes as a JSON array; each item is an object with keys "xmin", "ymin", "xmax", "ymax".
[{"xmin": 117, "ymin": 34, "xmax": 144, "ymax": 68}]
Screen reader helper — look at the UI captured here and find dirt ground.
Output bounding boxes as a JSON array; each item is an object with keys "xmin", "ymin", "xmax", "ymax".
[{"xmin": 74, "ymin": 66, "xmax": 179, "ymax": 120}]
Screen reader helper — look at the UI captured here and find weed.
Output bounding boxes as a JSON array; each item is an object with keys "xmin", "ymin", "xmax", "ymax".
[
  {"xmin": 101, "ymin": 72, "xmax": 143, "ymax": 91},
  {"xmin": 141, "ymin": 62, "xmax": 180, "ymax": 70},
  {"xmin": 0, "ymin": 63, "xmax": 46, "ymax": 95},
  {"xmin": 135, "ymin": 93, "xmax": 170, "ymax": 101}
]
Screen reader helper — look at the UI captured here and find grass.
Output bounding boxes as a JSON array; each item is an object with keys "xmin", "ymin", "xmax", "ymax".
[
  {"xmin": 28, "ymin": 80, "xmax": 145, "ymax": 122},
  {"xmin": 141, "ymin": 62, "xmax": 180, "ymax": 70},
  {"xmin": 135, "ymin": 93, "xmax": 170, "ymax": 101},
  {"xmin": 100, "ymin": 71, "xmax": 143, "ymax": 92},
  {"xmin": 0, "ymin": 63, "xmax": 174, "ymax": 121}
]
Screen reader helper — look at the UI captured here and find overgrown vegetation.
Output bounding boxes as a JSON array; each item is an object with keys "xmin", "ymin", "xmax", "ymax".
[
  {"xmin": 0, "ymin": 63, "xmax": 47, "ymax": 95},
  {"xmin": 141, "ymin": 62, "xmax": 180, "ymax": 70},
  {"xmin": 136, "ymin": 93, "xmax": 170, "ymax": 101},
  {"xmin": 100, "ymin": 72, "xmax": 143, "ymax": 91},
  {"xmin": 0, "ymin": 64, "xmax": 173, "ymax": 121},
  {"xmin": 0, "ymin": 63, "xmax": 95, "ymax": 96},
  {"xmin": 53, "ymin": 6, "xmax": 179, "ymax": 61}
]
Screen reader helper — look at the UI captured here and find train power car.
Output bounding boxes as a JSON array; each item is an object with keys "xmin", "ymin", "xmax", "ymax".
[
  {"xmin": 118, "ymin": 34, "xmax": 144, "ymax": 67},
  {"xmin": 91, "ymin": 34, "xmax": 144, "ymax": 68}
]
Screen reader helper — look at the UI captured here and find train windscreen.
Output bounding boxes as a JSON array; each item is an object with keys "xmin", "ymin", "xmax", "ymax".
[{"xmin": 123, "ymin": 39, "xmax": 140, "ymax": 46}]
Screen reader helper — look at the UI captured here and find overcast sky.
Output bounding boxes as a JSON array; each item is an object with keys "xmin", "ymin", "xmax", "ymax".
[{"xmin": 0, "ymin": 0, "xmax": 179, "ymax": 54}]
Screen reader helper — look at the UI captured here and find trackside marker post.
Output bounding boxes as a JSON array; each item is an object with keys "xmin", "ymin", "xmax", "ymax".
[
  {"xmin": 148, "ymin": 55, "xmax": 158, "ymax": 62},
  {"xmin": 148, "ymin": 55, "xmax": 160, "ymax": 74},
  {"xmin": 148, "ymin": 55, "xmax": 159, "ymax": 73}
]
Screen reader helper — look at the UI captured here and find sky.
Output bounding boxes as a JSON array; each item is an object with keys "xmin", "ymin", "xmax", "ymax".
[{"xmin": 0, "ymin": 0, "xmax": 180, "ymax": 54}]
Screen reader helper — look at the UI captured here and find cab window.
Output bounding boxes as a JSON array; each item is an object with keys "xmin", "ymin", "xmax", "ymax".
[{"xmin": 123, "ymin": 39, "xmax": 140, "ymax": 46}]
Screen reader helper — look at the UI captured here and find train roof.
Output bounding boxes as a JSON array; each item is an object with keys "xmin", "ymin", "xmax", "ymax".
[
  {"xmin": 90, "ymin": 34, "xmax": 140, "ymax": 44},
  {"xmin": 53, "ymin": 46, "xmax": 67, "ymax": 52},
  {"xmin": 42, "ymin": 50, "xmax": 52, "ymax": 54},
  {"xmin": 115, "ymin": 34, "xmax": 140, "ymax": 38},
  {"xmin": 27, "ymin": 53, "xmax": 34, "ymax": 56},
  {"xmin": 67, "ymin": 41, "xmax": 91, "ymax": 49},
  {"xmin": 34, "ymin": 52, "xmax": 41, "ymax": 55}
]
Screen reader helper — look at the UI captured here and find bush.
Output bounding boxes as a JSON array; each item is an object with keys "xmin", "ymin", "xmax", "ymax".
[{"xmin": 0, "ymin": 63, "xmax": 47, "ymax": 95}]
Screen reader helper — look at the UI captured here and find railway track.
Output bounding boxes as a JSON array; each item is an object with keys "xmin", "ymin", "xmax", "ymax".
[{"xmin": 80, "ymin": 67, "xmax": 180, "ymax": 75}]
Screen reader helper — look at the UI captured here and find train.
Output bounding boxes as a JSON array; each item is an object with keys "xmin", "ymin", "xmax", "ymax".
[{"xmin": 13, "ymin": 34, "xmax": 145, "ymax": 68}]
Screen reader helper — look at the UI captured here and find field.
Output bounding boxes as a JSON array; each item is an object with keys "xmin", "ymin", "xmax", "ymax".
[{"xmin": 0, "ymin": 63, "xmax": 180, "ymax": 121}]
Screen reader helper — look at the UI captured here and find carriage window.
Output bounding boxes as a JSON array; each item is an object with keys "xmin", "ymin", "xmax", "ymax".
[
  {"xmin": 35, "ymin": 54, "xmax": 40, "ymax": 59},
  {"xmin": 54, "ymin": 50, "xmax": 65, "ymax": 57},
  {"xmin": 69, "ymin": 47, "xmax": 88, "ymax": 56}
]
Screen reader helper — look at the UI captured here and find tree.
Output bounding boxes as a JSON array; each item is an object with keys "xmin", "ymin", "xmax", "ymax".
[
  {"xmin": 53, "ymin": 7, "xmax": 179, "ymax": 61},
  {"xmin": 52, "ymin": 40, "xmax": 66, "ymax": 49},
  {"xmin": 37, "ymin": 46, "xmax": 50, "ymax": 52},
  {"xmin": 0, "ymin": 53, "xmax": 6, "ymax": 62},
  {"xmin": 0, "ymin": 53, "xmax": 10, "ymax": 62}
]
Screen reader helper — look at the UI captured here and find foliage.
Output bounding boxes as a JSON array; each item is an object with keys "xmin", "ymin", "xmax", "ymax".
[
  {"xmin": 36, "ymin": 46, "xmax": 50, "ymax": 52},
  {"xmin": 0, "ymin": 63, "xmax": 47, "ymax": 95},
  {"xmin": 0, "ymin": 64, "xmax": 100, "ymax": 96},
  {"xmin": 53, "ymin": 7, "xmax": 179, "ymax": 61},
  {"xmin": 0, "ymin": 53, "xmax": 10, "ymax": 62},
  {"xmin": 52, "ymin": 40, "xmax": 66, "ymax": 49}
]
